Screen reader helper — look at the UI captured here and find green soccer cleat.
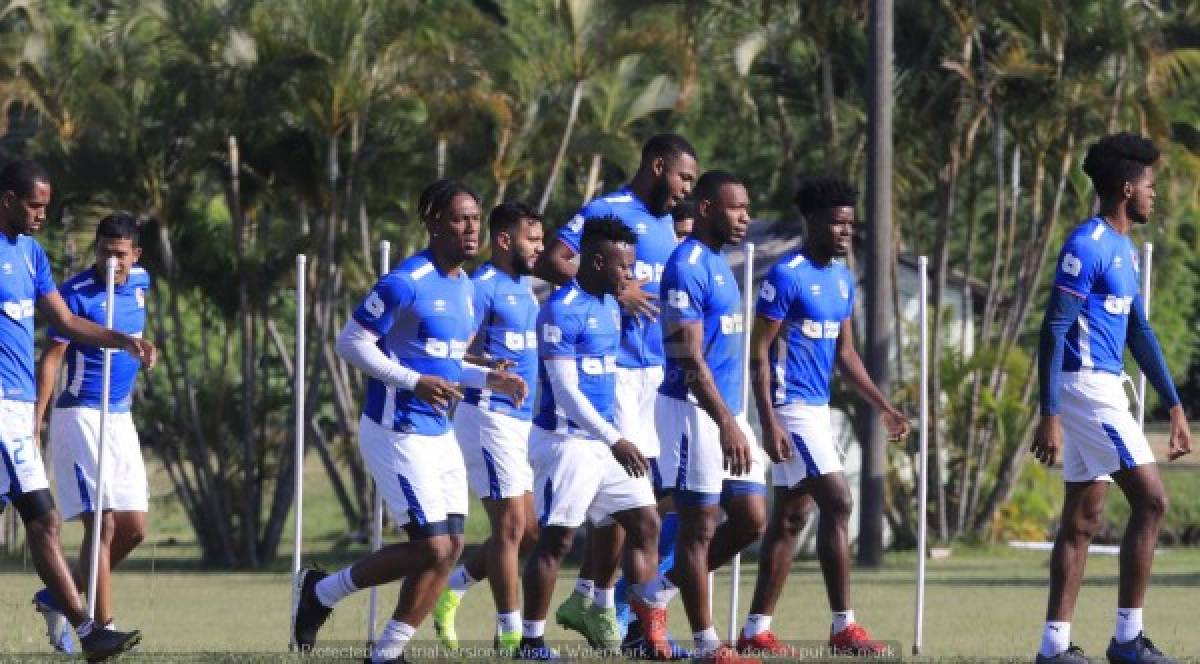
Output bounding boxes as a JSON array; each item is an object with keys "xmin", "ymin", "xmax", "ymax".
[
  {"xmin": 432, "ymin": 589, "xmax": 461, "ymax": 651},
  {"xmin": 582, "ymin": 605, "xmax": 622, "ymax": 651},
  {"xmin": 554, "ymin": 591, "xmax": 592, "ymax": 639},
  {"xmin": 495, "ymin": 630, "xmax": 521, "ymax": 655}
]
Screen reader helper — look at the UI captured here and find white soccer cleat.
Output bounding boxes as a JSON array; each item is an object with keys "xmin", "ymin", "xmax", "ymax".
[{"xmin": 32, "ymin": 588, "xmax": 75, "ymax": 654}]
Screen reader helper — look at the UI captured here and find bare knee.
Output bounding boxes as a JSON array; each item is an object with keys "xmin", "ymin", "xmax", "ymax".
[
  {"xmin": 27, "ymin": 510, "xmax": 62, "ymax": 542},
  {"xmin": 821, "ymin": 487, "xmax": 854, "ymax": 524},
  {"xmin": 536, "ymin": 527, "xmax": 575, "ymax": 561},
  {"xmin": 1063, "ymin": 505, "xmax": 1105, "ymax": 541},
  {"xmin": 1136, "ymin": 490, "xmax": 1168, "ymax": 522},
  {"xmin": 495, "ymin": 510, "xmax": 527, "ymax": 549}
]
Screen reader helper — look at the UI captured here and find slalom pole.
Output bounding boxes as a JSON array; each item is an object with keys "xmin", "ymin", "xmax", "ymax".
[
  {"xmin": 367, "ymin": 240, "xmax": 390, "ymax": 649},
  {"xmin": 86, "ymin": 256, "xmax": 118, "ymax": 620},
  {"xmin": 1136, "ymin": 243, "xmax": 1153, "ymax": 429},
  {"xmin": 290, "ymin": 254, "xmax": 307, "ymax": 650},
  {"xmin": 913, "ymin": 256, "xmax": 930, "ymax": 656},
  {"xmin": 727, "ymin": 241, "xmax": 755, "ymax": 641}
]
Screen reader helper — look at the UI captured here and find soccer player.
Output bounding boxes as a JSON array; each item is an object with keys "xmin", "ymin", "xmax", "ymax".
[
  {"xmin": 433, "ymin": 202, "xmax": 544, "ymax": 652},
  {"xmin": 520, "ymin": 217, "xmax": 670, "ymax": 658},
  {"xmin": 736, "ymin": 176, "xmax": 907, "ymax": 658},
  {"xmin": 534, "ymin": 134, "xmax": 696, "ymax": 647},
  {"xmin": 0, "ymin": 159, "xmax": 151, "ymax": 661},
  {"xmin": 292, "ymin": 180, "xmax": 527, "ymax": 662},
  {"xmin": 33, "ymin": 212, "xmax": 151, "ymax": 653},
  {"xmin": 648, "ymin": 171, "xmax": 767, "ymax": 664},
  {"xmin": 1032, "ymin": 133, "xmax": 1191, "ymax": 664},
  {"xmin": 670, "ymin": 199, "xmax": 695, "ymax": 242}
]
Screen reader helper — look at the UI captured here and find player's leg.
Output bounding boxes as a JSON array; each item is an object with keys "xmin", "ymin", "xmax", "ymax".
[
  {"xmin": 1108, "ymin": 461, "xmax": 1171, "ymax": 662},
  {"xmin": 521, "ymin": 524, "xmax": 576, "ymax": 656},
  {"xmin": 108, "ymin": 510, "xmax": 148, "ymax": 570},
  {"xmin": 740, "ymin": 486, "xmax": 813, "ymax": 654},
  {"xmin": 76, "ymin": 510, "xmax": 116, "ymax": 626},
  {"xmin": 1040, "ymin": 480, "xmax": 1107, "ymax": 660}
]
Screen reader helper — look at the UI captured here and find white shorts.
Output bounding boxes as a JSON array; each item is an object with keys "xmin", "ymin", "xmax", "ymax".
[
  {"xmin": 0, "ymin": 400, "xmax": 49, "ymax": 498},
  {"xmin": 359, "ymin": 416, "xmax": 468, "ymax": 535},
  {"xmin": 613, "ymin": 366, "xmax": 665, "ymax": 458},
  {"xmin": 655, "ymin": 394, "xmax": 766, "ymax": 496},
  {"xmin": 453, "ymin": 402, "xmax": 533, "ymax": 500},
  {"xmin": 1060, "ymin": 372, "xmax": 1155, "ymax": 483},
  {"xmin": 770, "ymin": 403, "xmax": 845, "ymax": 488},
  {"xmin": 529, "ymin": 426, "xmax": 657, "ymax": 529},
  {"xmin": 49, "ymin": 407, "xmax": 148, "ymax": 520}
]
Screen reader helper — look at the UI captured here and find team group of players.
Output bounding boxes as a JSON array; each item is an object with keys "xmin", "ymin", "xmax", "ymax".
[{"xmin": 0, "ymin": 129, "xmax": 1190, "ymax": 664}]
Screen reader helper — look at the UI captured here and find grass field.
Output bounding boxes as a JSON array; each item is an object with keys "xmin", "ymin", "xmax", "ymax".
[{"xmin": 2, "ymin": 456, "xmax": 1199, "ymax": 661}]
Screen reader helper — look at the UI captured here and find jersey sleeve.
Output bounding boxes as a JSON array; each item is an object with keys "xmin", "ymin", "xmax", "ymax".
[
  {"xmin": 30, "ymin": 241, "xmax": 56, "ymax": 298},
  {"xmin": 538, "ymin": 299, "xmax": 583, "ymax": 359},
  {"xmin": 46, "ymin": 284, "xmax": 86, "ymax": 343},
  {"xmin": 843, "ymin": 269, "xmax": 856, "ymax": 320},
  {"xmin": 352, "ymin": 271, "xmax": 416, "ymax": 337},
  {"xmin": 756, "ymin": 263, "xmax": 795, "ymax": 321},
  {"xmin": 661, "ymin": 260, "xmax": 707, "ymax": 324},
  {"xmin": 557, "ymin": 198, "xmax": 610, "ymax": 253},
  {"xmin": 1053, "ymin": 231, "xmax": 1106, "ymax": 298}
]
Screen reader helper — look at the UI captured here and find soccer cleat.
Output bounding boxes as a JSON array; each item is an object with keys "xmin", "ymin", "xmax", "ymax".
[
  {"xmin": 80, "ymin": 626, "xmax": 142, "ymax": 663},
  {"xmin": 829, "ymin": 623, "xmax": 890, "ymax": 656},
  {"xmin": 495, "ymin": 630, "xmax": 522, "ymax": 655},
  {"xmin": 691, "ymin": 643, "xmax": 761, "ymax": 664},
  {"xmin": 736, "ymin": 630, "xmax": 792, "ymax": 657},
  {"xmin": 582, "ymin": 605, "xmax": 622, "ymax": 650},
  {"xmin": 554, "ymin": 591, "xmax": 592, "ymax": 639},
  {"xmin": 432, "ymin": 588, "xmax": 462, "ymax": 650},
  {"xmin": 33, "ymin": 588, "xmax": 75, "ymax": 654},
  {"xmin": 516, "ymin": 636, "xmax": 560, "ymax": 660},
  {"xmin": 1036, "ymin": 644, "xmax": 1094, "ymax": 663},
  {"xmin": 628, "ymin": 595, "xmax": 673, "ymax": 660},
  {"xmin": 622, "ymin": 618, "xmax": 690, "ymax": 660},
  {"xmin": 1106, "ymin": 633, "xmax": 1176, "ymax": 664},
  {"xmin": 291, "ymin": 567, "xmax": 332, "ymax": 651}
]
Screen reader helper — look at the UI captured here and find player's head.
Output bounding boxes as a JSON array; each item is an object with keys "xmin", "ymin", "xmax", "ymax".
[
  {"xmin": 94, "ymin": 211, "xmax": 142, "ymax": 285},
  {"xmin": 694, "ymin": 170, "xmax": 750, "ymax": 247},
  {"xmin": 418, "ymin": 179, "xmax": 481, "ymax": 263},
  {"xmin": 488, "ymin": 201, "xmax": 544, "ymax": 276},
  {"xmin": 795, "ymin": 175, "xmax": 858, "ymax": 259},
  {"xmin": 1082, "ymin": 132, "xmax": 1159, "ymax": 224},
  {"xmin": 636, "ymin": 133, "xmax": 698, "ymax": 216},
  {"xmin": 579, "ymin": 217, "xmax": 636, "ymax": 297},
  {"xmin": 670, "ymin": 199, "xmax": 695, "ymax": 242},
  {"xmin": 0, "ymin": 159, "xmax": 51, "ymax": 237}
]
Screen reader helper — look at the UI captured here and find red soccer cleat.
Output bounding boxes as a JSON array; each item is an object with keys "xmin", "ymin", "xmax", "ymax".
[
  {"xmin": 628, "ymin": 595, "xmax": 673, "ymax": 661},
  {"xmin": 694, "ymin": 644, "xmax": 761, "ymax": 664},
  {"xmin": 736, "ymin": 629, "xmax": 792, "ymax": 657},
  {"xmin": 829, "ymin": 623, "xmax": 892, "ymax": 656}
]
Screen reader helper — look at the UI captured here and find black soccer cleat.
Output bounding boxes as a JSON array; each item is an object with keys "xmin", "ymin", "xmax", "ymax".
[
  {"xmin": 1107, "ymin": 632, "xmax": 1176, "ymax": 664},
  {"xmin": 1037, "ymin": 644, "xmax": 1095, "ymax": 664},
  {"xmin": 292, "ymin": 567, "xmax": 332, "ymax": 652},
  {"xmin": 80, "ymin": 626, "xmax": 142, "ymax": 663}
]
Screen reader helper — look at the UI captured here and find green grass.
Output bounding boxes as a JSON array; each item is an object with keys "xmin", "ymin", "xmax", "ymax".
[{"xmin": 3, "ymin": 455, "xmax": 1200, "ymax": 660}]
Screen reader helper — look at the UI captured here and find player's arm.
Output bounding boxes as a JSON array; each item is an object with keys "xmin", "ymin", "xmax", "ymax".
[
  {"xmin": 835, "ymin": 317, "xmax": 908, "ymax": 440},
  {"xmin": 1031, "ymin": 288, "xmax": 1086, "ymax": 465},
  {"xmin": 1126, "ymin": 295, "xmax": 1190, "ymax": 460},
  {"xmin": 749, "ymin": 314, "xmax": 792, "ymax": 463},
  {"xmin": 33, "ymin": 339, "xmax": 68, "ymax": 445},
  {"xmin": 36, "ymin": 291, "xmax": 156, "ymax": 368}
]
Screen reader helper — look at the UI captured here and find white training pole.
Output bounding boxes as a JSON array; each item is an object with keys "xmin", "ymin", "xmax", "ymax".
[
  {"xmin": 913, "ymin": 256, "xmax": 930, "ymax": 656},
  {"xmin": 85, "ymin": 256, "xmax": 118, "ymax": 621},
  {"xmin": 290, "ymin": 254, "xmax": 307, "ymax": 650},
  {"xmin": 1136, "ymin": 242, "xmax": 1153, "ymax": 429},
  {"xmin": 367, "ymin": 240, "xmax": 390, "ymax": 648},
  {"xmin": 726, "ymin": 241, "xmax": 755, "ymax": 641}
]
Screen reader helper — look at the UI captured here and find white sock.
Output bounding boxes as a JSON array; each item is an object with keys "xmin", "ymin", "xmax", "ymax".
[
  {"xmin": 1039, "ymin": 621, "xmax": 1070, "ymax": 658},
  {"xmin": 523, "ymin": 619, "xmax": 546, "ymax": 638},
  {"xmin": 75, "ymin": 620, "xmax": 95, "ymax": 638},
  {"xmin": 693, "ymin": 626, "xmax": 721, "ymax": 654},
  {"xmin": 315, "ymin": 567, "xmax": 359, "ymax": 608},
  {"xmin": 447, "ymin": 565, "xmax": 477, "ymax": 597},
  {"xmin": 640, "ymin": 574, "xmax": 679, "ymax": 608},
  {"xmin": 497, "ymin": 611, "xmax": 521, "ymax": 635},
  {"xmin": 743, "ymin": 613, "xmax": 772, "ymax": 638},
  {"xmin": 832, "ymin": 609, "xmax": 855, "ymax": 634},
  {"xmin": 594, "ymin": 586, "xmax": 616, "ymax": 609},
  {"xmin": 1115, "ymin": 608, "xmax": 1143, "ymax": 643},
  {"xmin": 372, "ymin": 620, "xmax": 416, "ymax": 663},
  {"xmin": 574, "ymin": 578, "xmax": 595, "ymax": 599},
  {"xmin": 103, "ymin": 621, "xmax": 116, "ymax": 631}
]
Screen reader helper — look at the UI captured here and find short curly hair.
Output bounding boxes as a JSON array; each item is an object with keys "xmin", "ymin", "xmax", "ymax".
[
  {"xmin": 793, "ymin": 175, "xmax": 858, "ymax": 217},
  {"xmin": 1082, "ymin": 132, "xmax": 1159, "ymax": 198}
]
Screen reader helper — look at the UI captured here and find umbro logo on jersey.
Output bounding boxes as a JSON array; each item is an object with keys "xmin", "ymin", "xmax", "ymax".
[
  {"xmin": 714, "ymin": 274, "xmax": 725, "ymax": 286},
  {"xmin": 1, "ymin": 263, "xmax": 11, "ymax": 275},
  {"xmin": 1061, "ymin": 252, "xmax": 1082, "ymax": 277},
  {"xmin": 810, "ymin": 284, "xmax": 822, "ymax": 296},
  {"xmin": 587, "ymin": 317, "xmax": 598, "ymax": 329},
  {"xmin": 433, "ymin": 299, "xmax": 447, "ymax": 312},
  {"xmin": 635, "ymin": 222, "xmax": 648, "ymax": 235},
  {"xmin": 1113, "ymin": 255, "xmax": 1123, "ymax": 269},
  {"xmin": 507, "ymin": 294, "xmax": 518, "ymax": 305}
]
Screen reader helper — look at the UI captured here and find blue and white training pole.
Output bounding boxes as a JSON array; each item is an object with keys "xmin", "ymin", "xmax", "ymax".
[
  {"xmin": 913, "ymin": 256, "xmax": 929, "ymax": 656},
  {"xmin": 85, "ymin": 256, "xmax": 118, "ymax": 620},
  {"xmin": 1136, "ymin": 242, "xmax": 1153, "ymax": 429},
  {"xmin": 290, "ymin": 254, "xmax": 307, "ymax": 650},
  {"xmin": 727, "ymin": 241, "xmax": 754, "ymax": 641},
  {"xmin": 367, "ymin": 240, "xmax": 390, "ymax": 649}
]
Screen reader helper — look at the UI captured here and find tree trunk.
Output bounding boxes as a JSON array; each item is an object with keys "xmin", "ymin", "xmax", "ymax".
[
  {"xmin": 437, "ymin": 135, "xmax": 448, "ymax": 179},
  {"xmin": 538, "ymin": 79, "xmax": 585, "ymax": 214},
  {"xmin": 582, "ymin": 152, "xmax": 603, "ymax": 204}
]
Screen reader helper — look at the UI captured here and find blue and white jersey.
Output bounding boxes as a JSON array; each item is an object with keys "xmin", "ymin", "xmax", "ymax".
[
  {"xmin": 462, "ymin": 262, "xmax": 538, "ymax": 420},
  {"xmin": 1053, "ymin": 217, "xmax": 1141, "ymax": 375},
  {"xmin": 533, "ymin": 280, "xmax": 622, "ymax": 435},
  {"xmin": 658, "ymin": 237, "xmax": 746, "ymax": 415},
  {"xmin": 558, "ymin": 186, "xmax": 676, "ymax": 369},
  {"xmin": 0, "ymin": 234, "xmax": 56, "ymax": 402},
  {"xmin": 47, "ymin": 266, "xmax": 150, "ymax": 412},
  {"xmin": 756, "ymin": 250, "xmax": 855, "ymax": 406},
  {"xmin": 352, "ymin": 250, "xmax": 475, "ymax": 435}
]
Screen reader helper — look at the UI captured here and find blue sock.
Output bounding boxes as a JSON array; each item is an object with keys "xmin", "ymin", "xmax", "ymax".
[{"xmin": 617, "ymin": 513, "xmax": 679, "ymax": 635}]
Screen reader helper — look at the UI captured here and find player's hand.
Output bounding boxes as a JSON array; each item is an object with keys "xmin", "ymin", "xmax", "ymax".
[
  {"xmin": 1031, "ymin": 415, "xmax": 1062, "ymax": 466},
  {"xmin": 882, "ymin": 406, "xmax": 910, "ymax": 442},
  {"xmin": 414, "ymin": 375, "xmax": 464, "ymax": 413},
  {"xmin": 610, "ymin": 438, "xmax": 648, "ymax": 477},
  {"xmin": 617, "ymin": 277, "xmax": 659, "ymax": 321},
  {"xmin": 762, "ymin": 417, "xmax": 792, "ymax": 464},
  {"xmin": 720, "ymin": 417, "xmax": 752, "ymax": 476},
  {"xmin": 124, "ymin": 336, "xmax": 157, "ymax": 369},
  {"xmin": 486, "ymin": 370, "xmax": 528, "ymax": 407},
  {"xmin": 1167, "ymin": 405, "xmax": 1192, "ymax": 461}
]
